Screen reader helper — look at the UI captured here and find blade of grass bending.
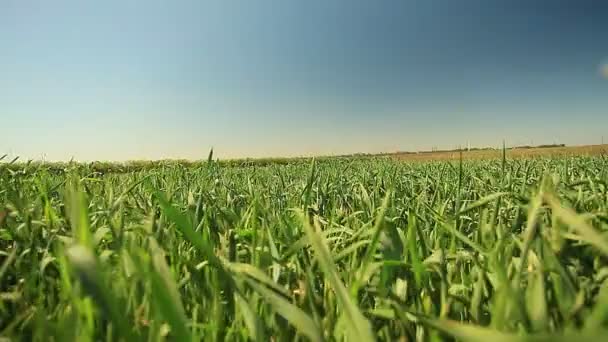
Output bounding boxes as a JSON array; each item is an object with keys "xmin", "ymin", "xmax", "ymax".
[
  {"xmin": 544, "ymin": 192, "xmax": 608, "ymax": 256},
  {"xmin": 424, "ymin": 319, "xmax": 518, "ymax": 342},
  {"xmin": 110, "ymin": 175, "xmax": 151, "ymax": 212},
  {"xmin": 0, "ymin": 245, "xmax": 16, "ymax": 283},
  {"xmin": 66, "ymin": 245, "xmax": 136, "ymax": 341},
  {"xmin": 427, "ymin": 318, "xmax": 608, "ymax": 342},
  {"xmin": 226, "ymin": 262, "xmax": 290, "ymax": 297},
  {"xmin": 266, "ymin": 226, "xmax": 282, "ymax": 282},
  {"xmin": 526, "ymin": 249, "xmax": 548, "ymax": 332},
  {"xmin": 351, "ymin": 190, "xmax": 391, "ymax": 298},
  {"xmin": 234, "ymin": 289, "xmax": 267, "ymax": 341},
  {"xmin": 148, "ymin": 184, "xmax": 244, "ymax": 337},
  {"xmin": 130, "ymin": 244, "xmax": 192, "ymax": 342},
  {"xmin": 439, "ymin": 220, "xmax": 487, "ymax": 254},
  {"xmin": 67, "ymin": 179, "xmax": 93, "ymax": 248},
  {"xmin": 456, "ymin": 192, "xmax": 509, "ymax": 216},
  {"xmin": 301, "ymin": 212, "xmax": 376, "ymax": 342},
  {"xmin": 148, "ymin": 185, "xmax": 224, "ymax": 268},
  {"xmin": 244, "ymin": 278, "xmax": 322, "ymax": 342},
  {"xmin": 585, "ymin": 280, "xmax": 608, "ymax": 330},
  {"xmin": 515, "ymin": 191, "xmax": 543, "ymax": 284},
  {"xmin": 407, "ymin": 214, "xmax": 425, "ymax": 287},
  {"xmin": 333, "ymin": 239, "xmax": 371, "ymax": 262}
]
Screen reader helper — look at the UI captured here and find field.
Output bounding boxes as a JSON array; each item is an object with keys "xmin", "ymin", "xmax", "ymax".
[
  {"xmin": 392, "ymin": 144, "xmax": 608, "ymax": 162},
  {"xmin": 1, "ymin": 155, "xmax": 608, "ymax": 341}
]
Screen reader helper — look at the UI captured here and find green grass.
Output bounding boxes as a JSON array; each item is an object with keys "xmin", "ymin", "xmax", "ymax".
[{"xmin": 1, "ymin": 155, "xmax": 608, "ymax": 341}]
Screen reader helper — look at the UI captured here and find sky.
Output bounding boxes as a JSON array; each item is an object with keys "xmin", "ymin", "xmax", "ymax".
[{"xmin": 1, "ymin": 0, "xmax": 607, "ymax": 161}]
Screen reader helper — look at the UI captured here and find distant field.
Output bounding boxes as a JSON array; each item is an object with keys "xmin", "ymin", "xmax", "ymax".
[{"xmin": 393, "ymin": 144, "xmax": 608, "ymax": 161}]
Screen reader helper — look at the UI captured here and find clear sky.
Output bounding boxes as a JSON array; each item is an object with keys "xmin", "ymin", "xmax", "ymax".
[{"xmin": 1, "ymin": 0, "xmax": 607, "ymax": 161}]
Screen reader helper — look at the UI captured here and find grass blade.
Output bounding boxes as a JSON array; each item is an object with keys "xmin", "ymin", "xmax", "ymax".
[
  {"xmin": 301, "ymin": 213, "xmax": 376, "ymax": 342},
  {"xmin": 245, "ymin": 278, "xmax": 321, "ymax": 342}
]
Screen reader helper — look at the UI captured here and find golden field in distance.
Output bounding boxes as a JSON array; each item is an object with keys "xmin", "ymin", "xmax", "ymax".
[{"xmin": 391, "ymin": 144, "xmax": 608, "ymax": 161}]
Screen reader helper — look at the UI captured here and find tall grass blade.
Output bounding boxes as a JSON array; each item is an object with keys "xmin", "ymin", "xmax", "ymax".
[{"xmin": 301, "ymin": 213, "xmax": 375, "ymax": 342}]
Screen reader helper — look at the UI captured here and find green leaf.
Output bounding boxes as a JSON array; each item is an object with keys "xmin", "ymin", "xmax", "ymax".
[
  {"xmin": 67, "ymin": 180, "xmax": 93, "ymax": 248},
  {"xmin": 130, "ymin": 241, "xmax": 192, "ymax": 342},
  {"xmin": 234, "ymin": 290, "xmax": 267, "ymax": 341},
  {"xmin": 425, "ymin": 319, "xmax": 519, "ymax": 342},
  {"xmin": 457, "ymin": 192, "xmax": 509, "ymax": 216},
  {"xmin": 301, "ymin": 213, "xmax": 376, "ymax": 342},
  {"xmin": 545, "ymin": 192, "xmax": 608, "ymax": 256},
  {"xmin": 66, "ymin": 245, "xmax": 136, "ymax": 341},
  {"xmin": 227, "ymin": 262, "xmax": 290, "ymax": 297},
  {"xmin": 245, "ymin": 278, "xmax": 321, "ymax": 342},
  {"xmin": 525, "ymin": 251, "xmax": 547, "ymax": 332},
  {"xmin": 351, "ymin": 190, "xmax": 391, "ymax": 297}
]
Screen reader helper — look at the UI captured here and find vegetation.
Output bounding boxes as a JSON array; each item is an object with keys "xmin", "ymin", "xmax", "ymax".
[
  {"xmin": 394, "ymin": 143, "xmax": 568, "ymax": 156},
  {"xmin": 394, "ymin": 144, "xmax": 608, "ymax": 162},
  {"xmin": 1, "ymin": 154, "xmax": 608, "ymax": 341}
]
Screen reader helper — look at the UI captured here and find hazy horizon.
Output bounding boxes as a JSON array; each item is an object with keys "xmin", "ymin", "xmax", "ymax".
[{"xmin": 2, "ymin": 0, "xmax": 607, "ymax": 162}]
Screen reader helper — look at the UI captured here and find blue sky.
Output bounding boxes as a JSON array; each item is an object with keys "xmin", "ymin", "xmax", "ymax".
[{"xmin": 1, "ymin": 0, "xmax": 607, "ymax": 161}]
